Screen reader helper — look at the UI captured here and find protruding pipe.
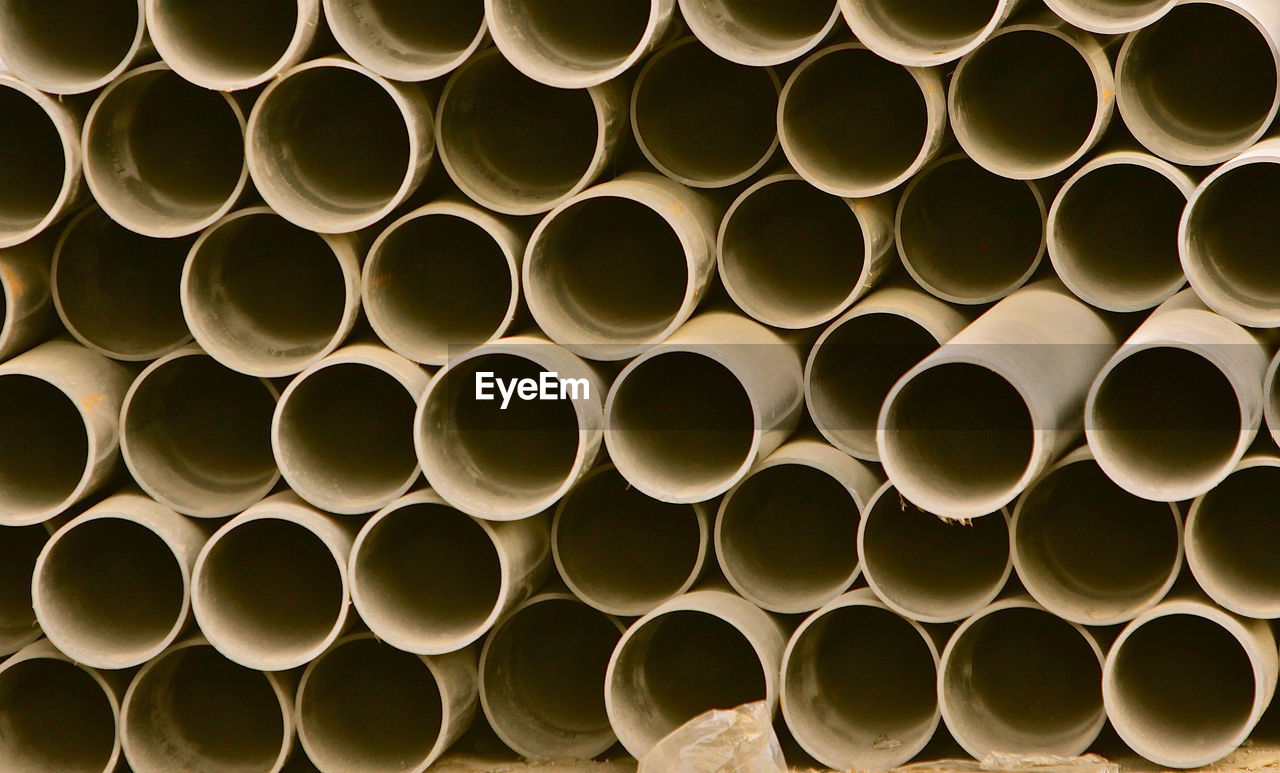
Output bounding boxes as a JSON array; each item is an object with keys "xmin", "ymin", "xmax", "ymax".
[
  {"xmin": 121, "ymin": 635, "xmax": 295, "ymax": 773},
  {"xmin": 0, "ymin": 233, "xmax": 56, "ymax": 362},
  {"xmin": 415, "ymin": 337, "xmax": 604, "ymax": 520},
  {"xmin": 349, "ymin": 490, "xmax": 550, "ymax": 654},
  {"xmin": 323, "ymin": 0, "xmax": 487, "ymax": 81},
  {"xmin": 553, "ymin": 465, "xmax": 709, "ymax": 617},
  {"xmin": 479, "ymin": 591, "xmax": 625, "ymax": 759},
  {"xmin": 0, "ymin": 524, "xmax": 50, "ymax": 656},
  {"xmin": 949, "ymin": 15, "xmax": 1114, "ymax": 180},
  {"xmin": 246, "ymin": 57, "xmax": 434, "ymax": 233},
  {"xmin": 678, "ymin": 0, "xmax": 841, "ymax": 66},
  {"xmin": 806, "ymin": 285, "xmax": 968, "ymax": 460},
  {"xmin": 33, "ymin": 492, "xmax": 204, "ymax": 670},
  {"xmin": 1045, "ymin": 0, "xmax": 1177, "ymax": 34},
  {"xmin": 838, "ymin": 0, "xmax": 1024, "ymax": 67},
  {"xmin": 273, "ymin": 343, "xmax": 428, "ymax": 515},
  {"xmin": 632, "ymin": 37, "xmax": 780, "ymax": 188},
  {"xmin": 0, "ymin": 76, "xmax": 83, "ymax": 249},
  {"xmin": 1086, "ymin": 290, "xmax": 1268, "ymax": 502},
  {"xmin": 1267, "ymin": 349, "xmax": 1280, "ymax": 447},
  {"xmin": 716, "ymin": 439, "xmax": 882, "ymax": 614},
  {"xmin": 1116, "ymin": 0, "xmax": 1280, "ymax": 166},
  {"xmin": 0, "ymin": 0, "xmax": 147, "ymax": 94},
  {"xmin": 121, "ymin": 346, "xmax": 279, "ymax": 518},
  {"xmin": 52, "ymin": 206, "xmax": 193, "ymax": 361},
  {"xmin": 0, "ymin": 638, "xmax": 123, "ymax": 773},
  {"xmin": 296, "ymin": 633, "xmax": 477, "ymax": 773},
  {"xmin": 896, "ymin": 154, "xmax": 1047, "ymax": 305},
  {"xmin": 363, "ymin": 200, "xmax": 525, "ymax": 367},
  {"xmin": 486, "ymin": 0, "xmax": 678, "ymax": 88},
  {"xmin": 524, "ymin": 172, "xmax": 720, "ymax": 359},
  {"xmin": 437, "ymin": 48, "xmax": 626, "ymax": 216},
  {"xmin": 879, "ymin": 279, "xmax": 1118, "ymax": 518},
  {"xmin": 859, "ymin": 481, "xmax": 1011, "ymax": 623},
  {"xmin": 145, "ymin": 0, "xmax": 321, "ymax": 91},
  {"xmin": 1049, "ymin": 150, "xmax": 1194, "ymax": 313},
  {"xmin": 939, "ymin": 597, "xmax": 1106, "ymax": 759},
  {"xmin": 0, "ymin": 340, "xmax": 132, "ymax": 526},
  {"xmin": 604, "ymin": 588, "xmax": 787, "ymax": 758},
  {"xmin": 1012, "ymin": 446, "xmax": 1182, "ymax": 625},
  {"xmin": 1185, "ymin": 453, "xmax": 1280, "ymax": 618},
  {"xmin": 781, "ymin": 588, "xmax": 941, "ymax": 770},
  {"xmin": 606, "ymin": 311, "xmax": 804, "ymax": 503},
  {"xmin": 1180, "ymin": 137, "xmax": 1280, "ymax": 327},
  {"xmin": 719, "ymin": 172, "xmax": 895, "ymax": 329},
  {"xmin": 83, "ymin": 63, "xmax": 247, "ymax": 239},
  {"xmin": 1104, "ymin": 594, "xmax": 1279, "ymax": 768},
  {"xmin": 192, "ymin": 492, "xmax": 355, "ymax": 671},
  {"xmin": 181, "ymin": 207, "xmax": 362, "ymax": 378},
  {"xmin": 779, "ymin": 43, "xmax": 947, "ymax": 198}
]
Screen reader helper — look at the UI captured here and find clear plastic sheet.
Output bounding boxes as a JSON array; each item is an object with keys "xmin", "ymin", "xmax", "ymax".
[{"xmin": 639, "ymin": 702, "xmax": 787, "ymax": 773}]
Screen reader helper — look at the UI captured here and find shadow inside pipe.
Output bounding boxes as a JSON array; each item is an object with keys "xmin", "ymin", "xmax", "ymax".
[
  {"xmin": 0, "ymin": 0, "xmax": 139, "ymax": 88},
  {"xmin": 328, "ymin": 0, "xmax": 485, "ymax": 72},
  {"xmin": 0, "ymin": 526, "xmax": 45, "ymax": 650},
  {"xmin": 0, "ymin": 375, "xmax": 88, "ymax": 516},
  {"xmin": 1187, "ymin": 163, "xmax": 1280, "ymax": 314},
  {"xmin": 152, "ymin": 0, "xmax": 301, "ymax": 84},
  {"xmin": 0, "ymin": 657, "xmax": 117, "ymax": 772},
  {"xmin": 494, "ymin": 0, "xmax": 651, "ymax": 73},
  {"xmin": 694, "ymin": 0, "xmax": 836, "ymax": 49},
  {"xmin": 857, "ymin": 0, "xmax": 1001, "ymax": 51},
  {"xmin": 0, "ymin": 87, "xmax": 66, "ymax": 237},
  {"xmin": 1191, "ymin": 464, "xmax": 1280, "ymax": 615}
]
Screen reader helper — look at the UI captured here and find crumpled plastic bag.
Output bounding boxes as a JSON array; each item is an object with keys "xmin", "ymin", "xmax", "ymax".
[{"xmin": 639, "ymin": 702, "xmax": 787, "ymax": 773}]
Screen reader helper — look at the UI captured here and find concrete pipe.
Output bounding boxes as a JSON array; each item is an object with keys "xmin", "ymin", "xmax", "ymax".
[
  {"xmin": 858, "ymin": 481, "xmax": 1012, "ymax": 623},
  {"xmin": 1185, "ymin": 453, "xmax": 1280, "ymax": 618},
  {"xmin": 181, "ymin": 207, "xmax": 362, "ymax": 378},
  {"xmin": 0, "ymin": 0, "xmax": 147, "ymax": 94},
  {"xmin": 553, "ymin": 465, "xmax": 710, "ymax": 617},
  {"xmin": 363, "ymin": 200, "xmax": 525, "ymax": 367},
  {"xmin": 1011, "ymin": 446, "xmax": 1183, "ymax": 625},
  {"xmin": 479, "ymin": 591, "xmax": 625, "ymax": 759},
  {"xmin": 324, "ymin": 0, "xmax": 487, "ymax": 81},
  {"xmin": 437, "ymin": 48, "xmax": 626, "ymax": 216},
  {"xmin": 781, "ymin": 588, "xmax": 942, "ymax": 770},
  {"xmin": 349, "ymin": 490, "xmax": 550, "ymax": 654},
  {"xmin": 0, "ymin": 233, "xmax": 56, "ymax": 363},
  {"xmin": 145, "ymin": 0, "xmax": 321, "ymax": 91},
  {"xmin": 838, "ymin": 0, "xmax": 1024, "ymax": 67},
  {"xmin": 524, "ymin": 172, "xmax": 720, "ymax": 360},
  {"xmin": 296, "ymin": 633, "xmax": 477, "ymax": 773},
  {"xmin": 949, "ymin": 15, "xmax": 1115, "ymax": 180},
  {"xmin": 715, "ymin": 438, "xmax": 883, "ymax": 614},
  {"xmin": 1116, "ymin": 0, "xmax": 1280, "ymax": 166},
  {"xmin": 632, "ymin": 37, "xmax": 780, "ymax": 189},
  {"xmin": 806, "ymin": 284, "xmax": 969, "ymax": 460},
  {"xmin": 120, "ymin": 346, "xmax": 279, "ymax": 518},
  {"xmin": 1049, "ymin": 150, "xmax": 1195, "ymax": 313},
  {"xmin": 1045, "ymin": 0, "xmax": 1177, "ymax": 33},
  {"xmin": 1181, "ymin": 137, "xmax": 1280, "ymax": 327},
  {"xmin": 939, "ymin": 597, "xmax": 1107, "ymax": 759},
  {"xmin": 52, "ymin": 206, "xmax": 193, "ymax": 361},
  {"xmin": 604, "ymin": 588, "xmax": 787, "ymax": 758},
  {"xmin": 779, "ymin": 42, "xmax": 947, "ymax": 198},
  {"xmin": 0, "ymin": 524, "xmax": 51, "ymax": 656},
  {"xmin": 679, "ymin": 0, "xmax": 840, "ymax": 66},
  {"xmin": 879, "ymin": 279, "xmax": 1118, "ymax": 519},
  {"xmin": 1267, "ymin": 349, "xmax": 1280, "ymax": 446},
  {"xmin": 896, "ymin": 154, "xmax": 1047, "ymax": 305},
  {"xmin": 0, "ymin": 340, "xmax": 132, "ymax": 526},
  {"xmin": 486, "ymin": 0, "xmax": 677, "ymax": 88},
  {"xmin": 121, "ymin": 635, "xmax": 295, "ymax": 773},
  {"xmin": 1085, "ymin": 290, "xmax": 1268, "ymax": 502},
  {"xmin": 191, "ymin": 492, "xmax": 355, "ymax": 671},
  {"xmin": 1104, "ymin": 594, "xmax": 1279, "ymax": 768},
  {"xmin": 33, "ymin": 492, "xmax": 205, "ymax": 670},
  {"xmin": 0, "ymin": 76, "xmax": 83, "ymax": 249},
  {"xmin": 605, "ymin": 311, "xmax": 805, "ymax": 503},
  {"xmin": 246, "ymin": 57, "xmax": 434, "ymax": 233},
  {"xmin": 273, "ymin": 342, "xmax": 429, "ymax": 515},
  {"xmin": 415, "ymin": 336, "xmax": 605, "ymax": 520},
  {"xmin": 82, "ymin": 63, "xmax": 248, "ymax": 239},
  {"xmin": 0, "ymin": 638, "xmax": 124, "ymax": 773},
  {"xmin": 718, "ymin": 171, "xmax": 895, "ymax": 329}
]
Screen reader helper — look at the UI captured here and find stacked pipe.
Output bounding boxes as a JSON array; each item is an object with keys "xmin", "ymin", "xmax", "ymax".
[{"xmin": 3, "ymin": 1, "xmax": 1280, "ymax": 771}]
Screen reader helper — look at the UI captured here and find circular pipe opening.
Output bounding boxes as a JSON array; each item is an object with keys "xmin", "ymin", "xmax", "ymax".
[
  {"xmin": 487, "ymin": 0, "xmax": 657, "ymax": 87},
  {"xmin": 324, "ymin": 0, "xmax": 487, "ymax": 80},
  {"xmin": 0, "ymin": 374, "xmax": 89, "ymax": 521},
  {"xmin": 0, "ymin": 0, "xmax": 143, "ymax": 93},
  {"xmin": 1188, "ymin": 463, "xmax": 1280, "ymax": 617},
  {"xmin": 0, "ymin": 81, "xmax": 75, "ymax": 247},
  {"xmin": 0, "ymin": 657, "xmax": 118, "ymax": 772},
  {"xmin": 147, "ymin": 0, "xmax": 314, "ymax": 90},
  {"xmin": 0, "ymin": 526, "xmax": 48, "ymax": 654},
  {"xmin": 680, "ymin": 0, "xmax": 839, "ymax": 65},
  {"xmin": 840, "ymin": 0, "xmax": 1006, "ymax": 65}
]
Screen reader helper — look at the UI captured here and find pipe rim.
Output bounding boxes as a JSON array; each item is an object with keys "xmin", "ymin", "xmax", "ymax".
[
  {"xmin": 0, "ymin": 0, "xmax": 146, "ymax": 94},
  {"xmin": 838, "ymin": 0, "xmax": 1016, "ymax": 67},
  {"xmin": 145, "ymin": 0, "xmax": 320, "ymax": 91},
  {"xmin": 778, "ymin": 42, "xmax": 947, "ymax": 198},
  {"xmin": 677, "ymin": 0, "xmax": 842, "ymax": 66},
  {"xmin": 1044, "ymin": 0, "xmax": 1179, "ymax": 34},
  {"xmin": 322, "ymin": 0, "xmax": 490, "ymax": 82},
  {"xmin": 362, "ymin": 201, "xmax": 521, "ymax": 367},
  {"xmin": 1267, "ymin": 349, "xmax": 1280, "ymax": 446},
  {"xmin": 1049, "ymin": 151, "xmax": 1193, "ymax": 313},
  {"xmin": 0, "ymin": 76, "xmax": 82, "ymax": 250}
]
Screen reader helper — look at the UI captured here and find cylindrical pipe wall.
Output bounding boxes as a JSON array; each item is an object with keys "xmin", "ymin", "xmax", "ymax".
[
  {"xmin": 0, "ymin": 0, "xmax": 147, "ymax": 94},
  {"xmin": 0, "ymin": 76, "xmax": 84, "ymax": 249},
  {"xmin": 678, "ymin": 0, "xmax": 842, "ymax": 66},
  {"xmin": 0, "ymin": 233, "xmax": 56, "ymax": 362},
  {"xmin": 1044, "ymin": 0, "xmax": 1177, "ymax": 34},
  {"xmin": 839, "ymin": 0, "xmax": 1023, "ymax": 66},
  {"xmin": 323, "ymin": 0, "xmax": 488, "ymax": 81}
]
